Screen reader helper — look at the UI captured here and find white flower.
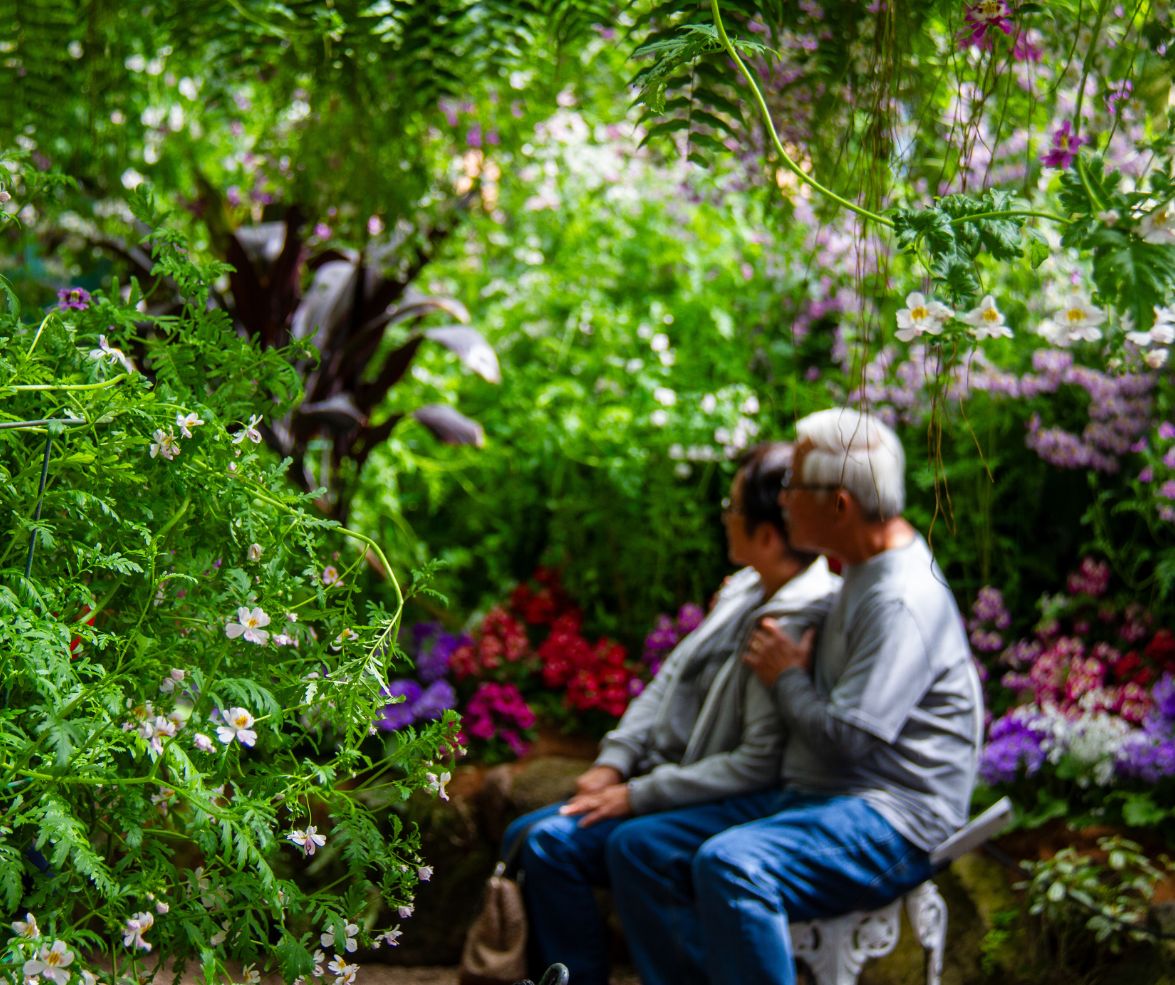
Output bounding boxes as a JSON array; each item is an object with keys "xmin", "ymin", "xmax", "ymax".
[
  {"xmin": 321, "ymin": 922, "xmax": 359, "ymax": 953},
  {"xmin": 327, "ymin": 956, "xmax": 359, "ymax": 985},
  {"xmin": 650, "ymin": 332, "xmax": 670, "ymax": 352},
  {"xmin": 12, "ymin": 912, "xmax": 40, "ymax": 939},
  {"xmin": 123, "ymin": 911, "xmax": 154, "ymax": 951},
  {"xmin": 176, "ymin": 412, "xmax": 204, "ymax": 438},
  {"xmin": 740, "ymin": 395, "xmax": 760, "ymax": 415},
  {"xmin": 89, "ymin": 335, "xmax": 135, "ymax": 374},
  {"xmin": 247, "ymin": 543, "xmax": 263, "ymax": 562},
  {"xmin": 149, "ymin": 428, "xmax": 181, "ymax": 461},
  {"xmin": 895, "ymin": 292, "xmax": 953, "ymax": 342},
  {"xmin": 23, "ymin": 940, "xmax": 74, "ymax": 985},
  {"xmin": 155, "ymin": 900, "xmax": 170, "ymax": 915},
  {"xmin": 650, "ymin": 409, "xmax": 669, "ymax": 427},
  {"xmin": 1137, "ymin": 203, "xmax": 1174, "ymax": 245},
  {"xmin": 312, "ymin": 950, "xmax": 327, "ymax": 977},
  {"xmin": 288, "ymin": 825, "xmax": 328, "ymax": 857},
  {"xmin": 231, "ymin": 414, "xmax": 264, "ymax": 444},
  {"xmin": 1145, "ymin": 348, "xmax": 1169, "ymax": 369},
  {"xmin": 379, "ymin": 927, "xmax": 403, "ymax": 947},
  {"xmin": 417, "ymin": 865, "xmax": 433, "ymax": 882},
  {"xmin": 193, "ymin": 732, "xmax": 214, "ymax": 753},
  {"xmin": 81, "ymin": 972, "xmax": 99, "ymax": 985},
  {"xmin": 960, "ymin": 295, "xmax": 1013, "ymax": 340},
  {"xmin": 209, "ymin": 925, "xmax": 227, "ymax": 947},
  {"xmin": 216, "ymin": 707, "xmax": 257, "ymax": 747},
  {"xmin": 159, "ymin": 668, "xmax": 186, "ymax": 694},
  {"xmin": 225, "ymin": 606, "xmax": 270, "ymax": 645},
  {"xmin": 1039, "ymin": 294, "xmax": 1106, "ymax": 345},
  {"xmin": 425, "ymin": 771, "xmax": 451, "ymax": 801},
  {"xmin": 321, "ymin": 565, "xmax": 341, "ymax": 586},
  {"xmin": 653, "ymin": 386, "xmax": 676, "ymax": 406},
  {"xmin": 700, "ymin": 393, "xmax": 717, "ymax": 414},
  {"xmin": 240, "ymin": 964, "xmax": 260, "ymax": 985},
  {"xmin": 272, "ymin": 632, "xmax": 296, "ymax": 647},
  {"xmin": 397, "ymin": 905, "xmax": 414, "ymax": 919},
  {"xmin": 1152, "ymin": 304, "xmax": 1175, "ymax": 344},
  {"xmin": 331, "ymin": 627, "xmax": 356, "ymax": 651}
]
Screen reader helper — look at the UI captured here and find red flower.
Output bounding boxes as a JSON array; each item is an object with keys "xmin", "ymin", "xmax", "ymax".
[{"xmin": 1145, "ymin": 629, "xmax": 1175, "ymax": 669}]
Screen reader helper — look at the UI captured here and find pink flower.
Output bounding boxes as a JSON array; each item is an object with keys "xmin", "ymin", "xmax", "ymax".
[
  {"xmin": 1041, "ymin": 120, "xmax": 1090, "ymax": 170},
  {"xmin": 957, "ymin": 1, "xmax": 1013, "ymax": 49}
]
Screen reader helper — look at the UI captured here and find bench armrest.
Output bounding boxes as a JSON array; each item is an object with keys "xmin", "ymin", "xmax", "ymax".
[{"xmin": 929, "ymin": 796, "xmax": 1014, "ymax": 867}]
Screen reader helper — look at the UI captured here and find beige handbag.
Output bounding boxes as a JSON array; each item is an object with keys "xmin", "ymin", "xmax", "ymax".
[{"xmin": 458, "ymin": 857, "xmax": 529, "ymax": 985}]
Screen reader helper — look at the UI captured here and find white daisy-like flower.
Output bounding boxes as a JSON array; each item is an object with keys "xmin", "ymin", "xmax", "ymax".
[
  {"xmin": 12, "ymin": 912, "xmax": 40, "ymax": 939},
  {"xmin": 380, "ymin": 927, "xmax": 403, "ymax": 947},
  {"xmin": 327, "ymin": 957, "xmax": 359, "ymax": 985},
  {"xmin": 425, "ymin": 771, "xmax": 452, "ymax": 802},
  {"xmin": 176, "ymin": 411, "xmax": 204, "ymax": 438},
  {"xmin": 123, "ymin": 911, "xmax": 154, "ymax": 952},
  {"xmin": 225, "ymin": 606, "xmax": 270, "ymax": 645},
  {"xmin": 23, "ymin": 940, "xmax": 74, "ymax": 985},
  {"xmin": 960, "ymin": 295, "xmax": 1013, "ymax": 340},
  {"xmin": 652, "ymin": 386, "xmax": 677, "ymax": 407},
  {"xmin": 321, "ymin": 922, "xmax": 359, "ymax": 952},
  {"xmin": 149, "ymin": 428, "xmax": 181, "ymax": 461},
  {"xmin": 89, "ymin": 335, "xmax": 135, "ymax": 374},
  {"xmin": 231, "ymin": 413, "xmax": 264, "ymax": 445},
  {"xmin": 895, "ymin": 292, "xmax": 953, "ymax": 342},
  {"xmin": 288, "ymin": 825, "xmax": 328, "ymax": 857},
  {"xmin": 1039, "ymin": 294, "xmax": 1106, "ymax": 344},
  {"xmin": 1145, "ymin": 348, "xmax": 1169, "ymax": 369},
  {"xmin": 1136, "ymin": 202, "xmax": 1174, "ymax": 245},
  {"xmin": 216, "ymin": 707, "xmax": 257, "ymax": 747}
]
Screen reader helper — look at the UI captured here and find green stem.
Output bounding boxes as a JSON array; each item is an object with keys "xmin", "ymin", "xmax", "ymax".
[
  {"xmin": 1075, "ymin": 157, "xmax": 1107, "ymax": 214},
  {"xmin": 1072, "ymin": 0, "xmax": 1108, "ymax": 141},
  {"xmin": 709, "ymin": 0, "xmax": 894, "ymax": 229},
  {"xmin": 8, "ymin": 373, "xmax": 131, "ymax": 393}
]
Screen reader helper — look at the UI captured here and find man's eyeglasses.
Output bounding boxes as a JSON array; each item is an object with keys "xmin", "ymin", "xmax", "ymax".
[{"xmin": 779, "ymin": 464, "xmax": 841, "ymax": 494}]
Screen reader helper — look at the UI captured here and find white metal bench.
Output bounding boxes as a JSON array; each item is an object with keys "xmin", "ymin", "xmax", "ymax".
[{"xmin": 790, "ymin": 796, "xmax": 1014, "ymax": 985}]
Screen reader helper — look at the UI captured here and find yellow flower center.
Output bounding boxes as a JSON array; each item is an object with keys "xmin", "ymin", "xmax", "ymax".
[
  {"xmin": 982, "ymin": 307, "xmax": 1001, "ymax": 322},
  {"xmin": 977, "ymin": 0, "xmax": 1002, "ymax": 17},
  {"xmin": 911, "ymin": 305, "xmax": 928, "ymax": 320},
  {"xmin": 233, "ymin": 713, "xmax": 251, "ymax": 728},
  {"xmin": 1065, "ymin": 307, "xmax": 1086, "ymax": 323},
  {"xmin": 45, "ymin": 951, "xmax": 65, "ymax": 967}
]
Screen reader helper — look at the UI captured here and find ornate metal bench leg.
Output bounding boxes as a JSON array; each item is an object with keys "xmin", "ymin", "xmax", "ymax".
[
  {"xmin": 904, "ymin": 882, "xmax": 947, "ymax": 985},
  {"xmin": 791, "ymin": 901, "xmax": 902, "ymax": 985}
]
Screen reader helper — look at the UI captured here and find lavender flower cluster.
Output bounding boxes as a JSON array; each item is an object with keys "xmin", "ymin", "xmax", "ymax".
[
  {"xmin": 377, "ymin": 623, "xmax": 463, "ymax": 731},
  {"xmin": 642, "ymin": 603, "xmax": 705, "ymax": 676}
]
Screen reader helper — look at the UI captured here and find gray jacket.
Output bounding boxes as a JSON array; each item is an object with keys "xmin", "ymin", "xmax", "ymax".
[{"xmin": 594, "ymin": 559, "xmax": 841, "ymax": 814}]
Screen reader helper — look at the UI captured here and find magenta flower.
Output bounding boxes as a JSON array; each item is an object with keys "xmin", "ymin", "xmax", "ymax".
[
  {"xmin": 1041, "ymin": 120, "xmax": 1090, "ymax": 170},
  {"xmin": 957, "ymin": 1, "xmax": 1013, "ymax": 49},
  {"xmin": 57, "ymin": 287, "xmax": 91, "ymax": 311},
  {"xmin": 1105, "ymin": 79, "xmax": 1133, "ymax": 115}
]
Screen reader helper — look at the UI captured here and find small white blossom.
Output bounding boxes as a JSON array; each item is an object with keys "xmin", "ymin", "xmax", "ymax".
[
  {"xmin": 961, "ymin": 295, "xmax": 1013, "ymax": 340},
  {"xmin": 1038, "ymin": 294, "xmax": 1105, "ymax": 345},
  {"xmin": 1145, "ymin": 348, "xmax": 1169, "ymax": 369},
  {"xmin": 652, "ymin": 386, "xmax": 676, "ymax": 407},
  {"xmin": 1137, "ymin": 202, "xmax": 1174, "ymax": 246},
  {"xmin": 123, "ymin": 911, "xmax": 154, "ymax": 952},
  {"xmin": 159, "ymin": 668, "xmax": 186, "ymax": 694},
  {"xmin": 176, "ymin": 412, "xmax": 204, "ymax": 438},
  {"xmin": 23, "ymin": 940, "xmax": 74, "ymax": 985},
  {"xmin": 327, "ymin": 956, "xmax": 359, "ymax": 985},
  {"xmin": 149, "ymin": 428, "xmax": 181, "ymax": 461},
  {"xmin": 11, "ymin": 913, "xmax": 40, "ymax": 939},
  {"xmin": 288, "ymin": 825, "xmax": 328, "ymax": 857},
  {"xmin": 379, "ymin": 927, "xmax": 403, "ymax": 947},
  {"xmin": 331, "ymin": 627, "xmax": 356, "ymax": 651},
  {"xmin": 321, "ymin": 565, "xmax": 341, "ymax": 586},
  {"xmin": 397, "ymin": 905, "xmax": 414, "ymax": 920},
  {"xmin": 895, "ymin": 291, "xmax": 953, "ymax": 342},
  {"xmin": 425, "ymin": 771, "xmax": 451, "ymax": 801},
  {"xmin": 247, "ymin": 543, "xmax": 263, "ymax": 562},
  {"xmin": 650, "ymin": 332, "xmax": 670, "ymax": 352},
  {"xmin": 240, "ymin": 964, "xmax": 260, "ymax": 985},
  {"xmin": 216, "ymin": 707, "xmax": 257, "ymax": 747},
  {"xmin": 417, "ymin": 865, "xmax": 433, "ymax": 882},
  {"xmin": 89, "ymin": 335, "xmax": 135, "ymax": 374},
  {"xmin": 209, "ymin": 925, "xmax": 227, "ymax": 947},
  {"xmin": 650, "ymin": 409, "xmax": 669, "ymax": 427},
  {"xmin": 231, "ymin": 414, "xmax": 264, "ymax": 444},
  {"xmin": 321, "ymin": 922, "xmax": 359, "ymax": 953},
  {"xmin": 225, "ymin": 606, "xmax": 270, "ymax": 645},
  {"xmin": 700, "ymin": 393, "xmax": 717, "ymax": 414},
  {"xmin": 154, "ymin": 900, "xmax": 170, "ymax": 915},
  {"xmin": 193, "ymin": 732, "xmax": 214, "ymax": 753}
]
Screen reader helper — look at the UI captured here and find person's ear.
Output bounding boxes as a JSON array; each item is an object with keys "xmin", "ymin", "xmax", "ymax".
[{"xmin": 834, "ymin": 490, "xmax": 852, "ymax": 515}]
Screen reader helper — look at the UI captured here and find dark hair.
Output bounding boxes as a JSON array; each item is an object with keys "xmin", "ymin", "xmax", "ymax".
[{"xmin": 737, "ymin": 442, "xmax": 820, "ymax": 568}]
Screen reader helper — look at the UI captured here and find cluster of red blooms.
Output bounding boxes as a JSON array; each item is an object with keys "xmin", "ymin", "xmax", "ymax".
[
  {"xmin": 510, "ymin": 566, "xmax": 574, "ymax": 627},
  {"xmin": 538, "ymin": 613, "xmax": 643, "ymax": 718},
  {"xmin": 449, "ymin": 606, "xmax": 530, "ymax": 679}
]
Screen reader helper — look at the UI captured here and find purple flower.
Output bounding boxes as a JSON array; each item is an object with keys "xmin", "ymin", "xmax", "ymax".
[
  {"xmin": 1041, "ymin": 120, "xmax": 1090, "ymax": 170},
  {"xmin": 414, "ymin": 679, "xmax": 457, "ymax": 720},
  {"xmin": 979, "ymin": 713, "xmax": 1047, "ymax": 784},
  {"xmin": 1160, "ymin": 421, "xmax": 1175, "ymax": 440},
  {"xmin": 379, "ymin": 679, "xmax": 423, "ymax": 731},
  {"xmin": 1152, "ymin": 674, "xmax": 1175, "ymax": 725},
  {"xmin": 226, "ymin": 186, "xmax": 242, "ymax": 206},
  {"xmin": 1116, "ymin": 732, "xmax": 1175, "ymax": 782},
  {"xmin": 676, "ymin": 603, "xmax": 705, "ymax": 635},
  {"xmin": 1161, "ymin": 481, "xmax": 1175, "ymax": 501},
  {"xmin": 57, "ymin": 287, "xmax": 91, "ymax": 311},
  {"xmin": 957, "ymin": 2, "xmax": 1014, "ymax": 50},
  {"xmin": 1105, "ymin": 79, "xmax": 1133, "ymax": 115}
]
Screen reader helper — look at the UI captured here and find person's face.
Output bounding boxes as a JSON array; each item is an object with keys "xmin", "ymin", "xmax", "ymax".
[
  {"xmin": 722, "ymin": 470, "xmax": 754, "ymax": 566},
  {"xmin": 778, "ymin": 441, "xmax": 833, "ymax": 554}
]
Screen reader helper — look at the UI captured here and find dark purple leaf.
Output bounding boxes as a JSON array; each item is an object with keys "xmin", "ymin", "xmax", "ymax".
[
  {"xmin": 424, "ymin": 326, "xmax": 501, "ymax": 383},
  {"xmin": 413, "ymin": 405, "xmax": 485, "ymax": 447}
]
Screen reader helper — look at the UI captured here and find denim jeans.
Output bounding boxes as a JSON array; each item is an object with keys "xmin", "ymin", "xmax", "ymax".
[
  {"xmin": 606, "ymin": 789, "xmax": 933, "ymax": 985},
  {"xmin": 503, "ymin": 802, "xmax": 630, "ymax": 985}
]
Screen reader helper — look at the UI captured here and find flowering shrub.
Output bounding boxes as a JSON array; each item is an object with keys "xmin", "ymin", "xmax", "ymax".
[
  {"xmin": 975, "ymin": 558, "xmax": 1175, "ymax": 831},
  {"xmin": 0, "ymin": 193, "xmax": 452, "ymax": 983},
  {"xmin": 641, "ymin": 602, "xmax": 706, "ymax": 676},
  {"xmin": 378, "ymin": 569, "xmax": 650, "ymax": 760}
]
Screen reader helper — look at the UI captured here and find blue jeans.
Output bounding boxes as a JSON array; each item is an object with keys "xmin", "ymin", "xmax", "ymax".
[
  {"xmin": 606, "ymin": 790, "xmax": 933, "ymax": 985},
  {"xmin": 503, "ymin": 802, "xmax": 630, "ymax": 985}
]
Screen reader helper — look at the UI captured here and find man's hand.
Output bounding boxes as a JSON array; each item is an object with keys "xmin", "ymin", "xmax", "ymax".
[
  {"xmin": 575, "ymin": 765, "xmax": 623, "ymax": 795},
  {"xmin": 743, "ymin": 620, "xmax": 815, "ymax": 688},
  {"xmin": 559, "ymin": 783, "xmax": 632, "ymax": 827}
]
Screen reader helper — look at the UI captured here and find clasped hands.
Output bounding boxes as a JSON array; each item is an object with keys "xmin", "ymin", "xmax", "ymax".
[
  {"xmin": 742, "ymin": 619, "xmax": 815, "ymax": 688},
  {"xmin": 560, "ymin": 764, "xmax": 631, "ymax": 828}
]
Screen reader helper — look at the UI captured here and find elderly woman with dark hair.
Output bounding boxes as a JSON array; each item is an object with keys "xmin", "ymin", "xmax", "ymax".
[{"xmin": 497, "ymin": 442, "xmax": 841, "ymax": 985}]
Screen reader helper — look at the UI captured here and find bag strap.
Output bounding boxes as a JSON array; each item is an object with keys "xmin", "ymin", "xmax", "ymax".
[{"xmin": 499, "ymin": 813, "xmax": 546, "ymax": 879}]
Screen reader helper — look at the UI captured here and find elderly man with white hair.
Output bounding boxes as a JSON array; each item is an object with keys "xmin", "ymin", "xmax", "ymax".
[{"xmin": 606, "ymin": 408, "xmax": 983, "ymax": 985}]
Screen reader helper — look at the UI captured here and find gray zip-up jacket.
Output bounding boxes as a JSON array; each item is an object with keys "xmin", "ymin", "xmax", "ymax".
[{"xmin": 593, "ymin": 559, "xmax": 841, "ymax": 814}]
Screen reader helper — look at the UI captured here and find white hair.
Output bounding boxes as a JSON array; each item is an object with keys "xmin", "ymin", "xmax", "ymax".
[{"xmin": 795, "ymin": 408, "xmax": 905, "ymax": 520}]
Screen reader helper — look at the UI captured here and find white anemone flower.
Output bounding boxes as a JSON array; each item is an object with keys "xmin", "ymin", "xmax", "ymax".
[
  {"xmin": 123, "ymin": 911, "xmax": 154, "ymax": 951},
  {"xmin": 176, "ymin": 411, "xmax": 204, "ymax": 438},
  {"xmin": 960, "ymin": 295, "xmax": 1013, "ymax": 340},
  {"xmin": 288, "ymin": 825, "xmax": 328, "ymax": 856},
  {"xmin": 149, "ymin": 428, "xmax": 181, "ymax": 461},
  {"xmin": 1137, "ymin": 203, "xmax": 1174, "ymax": 246},
  {"xmin": 23, "ymin": 940, "xmax": 74, "ymax": 985},
  {"xmin": 225, "ymin": 606, "xmax": 270, "ymax": 645},
  {"xmin": 89, "ymin": 335, "xmax": 135, "ymax": 374},
  {"xmin": 425, "ymin": 771, "xmax": 452, "ymax": 801},
  {"xmin": 11, "ymin": 912, "xmax": 40, "ymax": 939},
  {"xmin": 231, "ymin": 413, "xmax": 264, "ymax": 444},
  {"xmin": 1040, "ymin": 294, "xmax": 1106, "ymax": 344},
  {"xmin": 895, "ymin": 292, "xmax": 952, "ymax": 342},
  {"xmin": 216, "ymin": 707, "xmax": 257, "ymax": 747},
  {"xmin": 321, "ymin": 922, "xmax": 360, "ymax": 952}
]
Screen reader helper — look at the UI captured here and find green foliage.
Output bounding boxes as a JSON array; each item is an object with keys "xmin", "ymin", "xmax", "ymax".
[{"xmin": 0, "ymin": 190, "xmax": 453, "ymax": 980}]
